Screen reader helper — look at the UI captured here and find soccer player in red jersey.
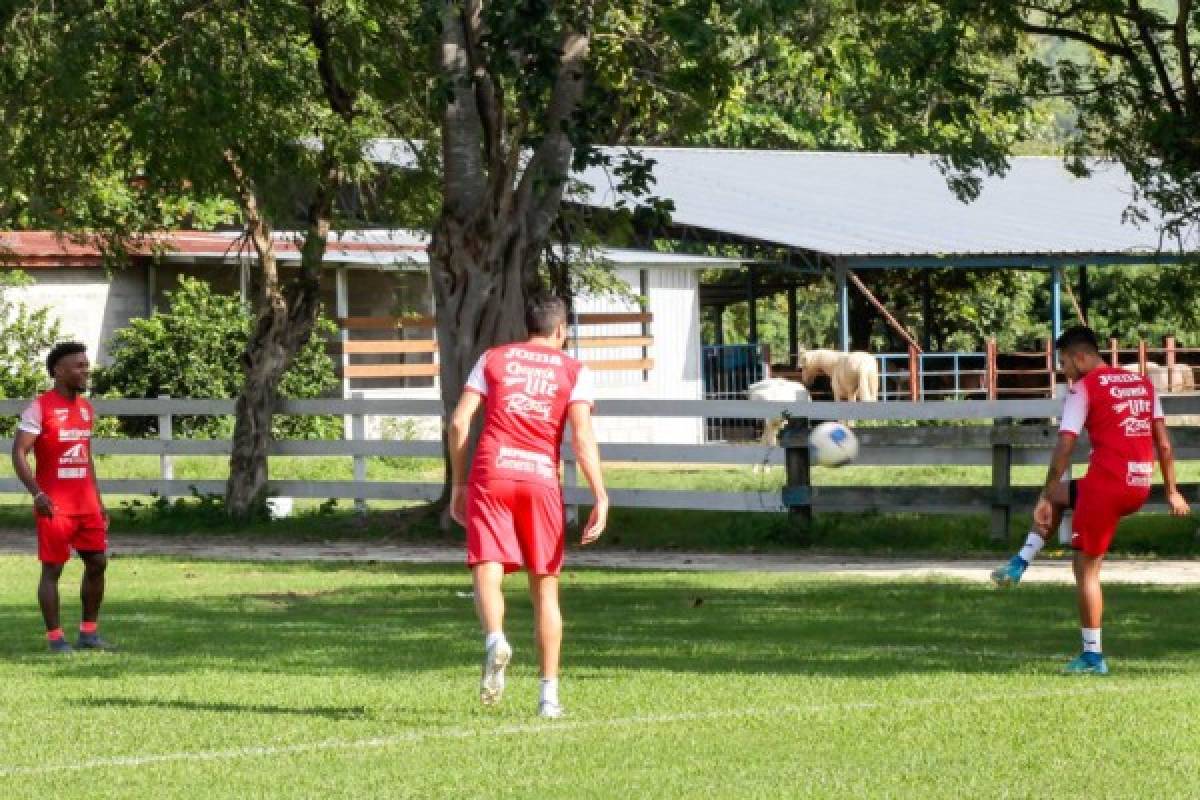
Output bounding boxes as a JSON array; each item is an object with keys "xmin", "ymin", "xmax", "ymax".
[
  {"xmin": 991, "ymin": 326, "xmax": 1190, "ymax": 673},
  {"xmin": 448, "ymin": 294, "xmax": 608, "ymax": 717},
  {"xmin": 10, "ymin": 342, "xmax": 114, "ymax": 653}
]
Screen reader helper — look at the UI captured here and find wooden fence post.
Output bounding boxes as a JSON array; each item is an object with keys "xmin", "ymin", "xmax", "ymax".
[
  {"xmin": 908, "ymin": 345, "xmax": 920, "ymax": 402},
  {"xmin": 1138, "ymin": 339, "xmax": 1149, "ymax": 375},
  {"xmin": 780, "ymin": 416, "xmax": 813, "ymax": 534},
  {"xmin": 1165, "ymin": 335, "xmax": 1178, "ymax": 391},
  {"xmin": 1044, "ymin": 338, "xmax": 1055, "ymax": 398},
  {"xmin": 990, "ymin": 417, "xmax": 1013, "ymax": 541},
  {"xmin": 158, "ymin": 394, "xmax": 173, "ymax": 503},
  {"xmin": 563, "ymin": 448, "xmax": 579, "ymax": 525},
  {"xmin": 351, "ymin": 391, "xmax": 367, "ymax": 515},
  {"xmin": 1109, "ymin": 337, "xmax": 1120, "ymax": 368},
  {"xmin": 986, "ymin": 337, "xmax": 998, "ymax": 401}
]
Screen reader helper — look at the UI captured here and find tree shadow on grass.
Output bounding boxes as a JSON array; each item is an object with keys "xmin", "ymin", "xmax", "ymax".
[
  {"xmin": 0, "ymin": 563, "xmax": 1195, "ymax": 681},
  {"xmin": 77, "ymin": 696, "xmax": 369, "ymax": 720}
]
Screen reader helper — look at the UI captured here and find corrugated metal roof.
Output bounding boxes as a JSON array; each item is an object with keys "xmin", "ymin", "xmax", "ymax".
[{"xmin": 573, "ymin": 149, "xmax": 1195, "ymax": 259}]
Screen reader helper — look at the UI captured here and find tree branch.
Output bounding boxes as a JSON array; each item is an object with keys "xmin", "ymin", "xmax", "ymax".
[
  {"xmin": 223, "ymin": 148, "xmax": 276, "ymax": 310},
  {"xmin": 1175, "ymin": 0, "xmax": 1199, "ymax": 115},
  {"xmin": 516, "ymin": 24, "xmax": 590, "ymax": 247},
  {"xmin": 1017, "ymin": 20, "xmax": 1134, "ymax": 60},
  {"xmin": 438, "ymin": 0, "xmax": 487, "ymax": 218},
  {"xmin": 305, "ymin": 0, "xmax": 357, "ymax": 121},
  {"xmin": 1127, "ymin": 0, "xmax": 1184, "ymax": 118}
]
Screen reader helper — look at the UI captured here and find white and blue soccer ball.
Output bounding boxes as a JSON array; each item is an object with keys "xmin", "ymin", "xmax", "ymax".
[{"xmin": 809, "ymin": 421, "xmax": 858, "ymax": 468}]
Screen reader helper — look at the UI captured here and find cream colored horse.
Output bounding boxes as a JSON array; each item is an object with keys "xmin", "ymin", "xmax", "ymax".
[{"xmin": 798, "ymin": 349, "xmax": 880, "ymax": 402}]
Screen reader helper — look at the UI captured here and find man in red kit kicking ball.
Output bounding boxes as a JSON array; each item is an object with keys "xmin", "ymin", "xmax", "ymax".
[
  {"xmin": 448, "ymin": 294, "xmax": 608, "ymax": 718},
  {"xmin": 11, "ymin": 342, "xmax": 115, "ymax": 654},
  {"xmin": 991, "ymin": 326, "xmax": 1189, "ymax": 673}
]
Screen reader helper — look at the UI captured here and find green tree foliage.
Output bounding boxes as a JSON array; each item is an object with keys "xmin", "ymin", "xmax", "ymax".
[{"xmin": 92, "ymin": 277, "xmax": 340, "ymax": 439}]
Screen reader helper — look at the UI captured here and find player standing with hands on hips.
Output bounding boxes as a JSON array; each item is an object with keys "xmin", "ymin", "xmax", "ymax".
[
  {"xmin": 448, "ymin": 293, "xmax": 608, "ymax": 718},
  {"xmin": 11, "ymin": 342, "xmax": 115, "ymax": 653},
  {"xmin": 991, "ymin": 326, "xmax": 1189, "ymax": 673}
]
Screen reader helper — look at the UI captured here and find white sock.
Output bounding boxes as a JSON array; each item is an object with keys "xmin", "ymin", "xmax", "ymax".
[
  {"xmin": 1017, "ymin": 532, "xmax": 1045, "ymax": 564},
  {"xmin": 1082, "ymin": 628, "xmax": 1102, "ymax": 654},
  {"xmin": 540, "ymin": 678, "xmax": 559, "ymax": 706},
  {"xmin": 485, "ymin": 631, "xmax": 506, "ymax": 651}
]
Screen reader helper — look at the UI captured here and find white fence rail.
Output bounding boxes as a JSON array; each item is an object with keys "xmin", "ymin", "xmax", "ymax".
[{"xmin": 3, "ymin": 397, "xmax": 1199, "ymax": 525}]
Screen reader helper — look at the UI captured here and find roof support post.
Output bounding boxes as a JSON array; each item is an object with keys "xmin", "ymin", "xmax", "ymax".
[
  {"xmin": 1050, "ymin": 264, "xmax": 1063, "ymax": 343},
  {"xmin": 787, "ymin": 285, "xmax": 798, "ymax": 366},
  {"xmin": 746, "ymin": 265, "xmax": 758, "ymax": 344},
  {"xmin": 836, "ymin": 263, "xmax": 849, "ymax": 351}
]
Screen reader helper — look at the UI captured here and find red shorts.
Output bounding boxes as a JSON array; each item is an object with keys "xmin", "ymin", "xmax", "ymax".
[
  {"xmin": 1069, "ymin": 476, "xmax": 1149, "ymax": 557},
  {"xmin": 466, "ymin": 480, "xmax": 565, "ymax": 576},
  {"xmin": 36, "ymin": 512, "xmax": 108, "ymax": 565}
]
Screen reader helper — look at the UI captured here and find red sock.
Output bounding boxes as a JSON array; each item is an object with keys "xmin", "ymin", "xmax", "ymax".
[
  {"xmin": 46, "ymin": 628, "xmax": 64, "ymax": 641},
  {"xmin": 80, "ymin": 621, "xmax": 98, "ymax": 635}
]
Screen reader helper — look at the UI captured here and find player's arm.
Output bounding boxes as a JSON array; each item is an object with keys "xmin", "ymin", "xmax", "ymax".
[
  {"xmin": 11, "ymin": 431, "xmax": 53, "ymax": 517},
  {"xmin": 1152, "ymin": 418, "xmax": 1190, "ymax": 517},
  {"xmin": 1034, "ymin": 383, "xmax": 1085, "ymax": 531},
  {"xmin": 447, "ymin": 389, "xmax": 484, "ymax": 525},
  {"xmin": 567, "ymin": 402, "xmax": 608, "ymax": 545}
]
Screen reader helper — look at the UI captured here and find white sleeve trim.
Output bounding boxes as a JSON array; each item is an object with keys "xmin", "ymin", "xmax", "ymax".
[
  {"xmin": 1059, "ymin": 382, "xmax": 1087, "ymax": 436},
  {"xmin": 16, "ymin": 401, "xmax": 42, "ymax": 435},
  {"xmin": 568, "ymin": 366, "xmax": 595, "ymax": 405},
  {"xmin": 464, "ymin": 354, "xmax": 488, "ymax": 396}
]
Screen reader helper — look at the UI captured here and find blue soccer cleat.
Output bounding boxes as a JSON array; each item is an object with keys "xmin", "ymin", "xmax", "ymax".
[
  {"xmin": 1064, "ymin": 651, "xmax": 1109, "ymax": 675},
  {"xmin": 47, "ymin": 638, "xmax": 73, "ymax": 655},
  {"xmin": 76, "ymin": 633, "xmax": 116, "ymax": 651},
  {"xmin": 990, "ymin": 556, "xmax": 1028, "ymax": 587}
]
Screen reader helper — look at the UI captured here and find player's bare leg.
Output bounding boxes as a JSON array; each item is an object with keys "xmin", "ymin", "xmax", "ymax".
[
  {"xmin": 991, "ymin": 480, "xmax": 1070, "ymax": 587},
  {"xmin": 528, "ymin": 573, "xmax": 563, "ymax": 718},
  {"xmin": 38, "ymin": 562, "xmax": 72, "ymax": 653},
  {"xmin": 473, "ymin": 562, "xmax": 512, "ymax": 705},
  {"xmin": 76, "ymin": 550, "xmax": 113, "ymax": 650},
  {"xmin": 1066, "ymin": 551, "xmax": 1108, "ymax": 674}
]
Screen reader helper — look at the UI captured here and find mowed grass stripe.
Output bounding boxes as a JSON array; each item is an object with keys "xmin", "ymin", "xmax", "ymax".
[{"xmin": 0, "ymin": 683, "xmax": 1166, "ymax": 777}]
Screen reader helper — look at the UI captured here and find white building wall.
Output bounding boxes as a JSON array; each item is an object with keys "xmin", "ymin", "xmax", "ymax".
[
  {"xmin": 570, "ymin": 267, "xmax": 703, "ymax": 445},
  {"xmin": 6, "ymin": 266, "xmax": 148, "ymax": 365},
  {"xmin": 362, "ymin": 266, "xmax": 707, "ymax": 447}
]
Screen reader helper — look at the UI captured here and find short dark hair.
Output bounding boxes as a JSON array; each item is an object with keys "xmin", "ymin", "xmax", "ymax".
[
  {"xmin": 46, "ymin": 342, "xmax": 88, "ymax": 375},
  {"xmin": 525, "ymin": 293, "xmax": 568, "ymax": 337},
  {"xmin": 1055, "ymin": 325, "xmax": 1100, "ymax": 354}
]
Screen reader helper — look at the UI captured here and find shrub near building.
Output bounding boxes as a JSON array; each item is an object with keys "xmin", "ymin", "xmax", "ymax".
[{"xmin": 92, "ymin": 277, "xmax": 341, "ymax": 439}]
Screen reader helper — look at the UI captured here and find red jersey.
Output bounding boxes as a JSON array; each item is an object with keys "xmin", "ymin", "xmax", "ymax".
[
  {"xmin": 463, "ymin": 342, "xmax": 594, "ymax": 489},
  {"xmin": 1060, "ymin": 366, "xmax": 1163, "ymax": 490},
  {"xmin": 18, "ymin": 390, "xmax": 102, "ymax": 514}
]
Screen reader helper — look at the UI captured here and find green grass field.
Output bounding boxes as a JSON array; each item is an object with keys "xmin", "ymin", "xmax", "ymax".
[{"xmin": 2, "ymin": 555, "xmax": 1199, "ymax": 798}]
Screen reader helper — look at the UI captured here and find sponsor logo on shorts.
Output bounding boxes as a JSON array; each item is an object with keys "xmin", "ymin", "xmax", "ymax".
[
  {"xmin": 1126, "ymin": 461, "xmax": 1154, "ymax": 488},
  {"xmin": 495, "ymin": 446, "xmax": 556, "ymax": 480}
]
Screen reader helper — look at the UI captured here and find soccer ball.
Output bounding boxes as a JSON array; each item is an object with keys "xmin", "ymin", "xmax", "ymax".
[{"xmin": 809, "ymin": 421, "xmax": 858, "ymax": 467}]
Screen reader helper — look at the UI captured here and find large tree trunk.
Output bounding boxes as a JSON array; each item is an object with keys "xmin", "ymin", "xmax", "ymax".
[
  {"xmin": 225, "ymin": 279, "xmax": 323, "ymax": 516},
  {"xmin": 223, "ymin": 152, "xmax": 333, "ymax": 518},
  {"xmin": 430, "ymin": 1, "xmax": 590, "ymax": 513}
]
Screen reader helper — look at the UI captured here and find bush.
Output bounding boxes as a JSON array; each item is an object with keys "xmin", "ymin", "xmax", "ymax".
[
  {"xmin": 93, "ymin": 277, "xmax": 341, "ymax": 439},
  {"xmin": 0, "ymin": 271, "xmax": 63, "ymax": 435}
]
